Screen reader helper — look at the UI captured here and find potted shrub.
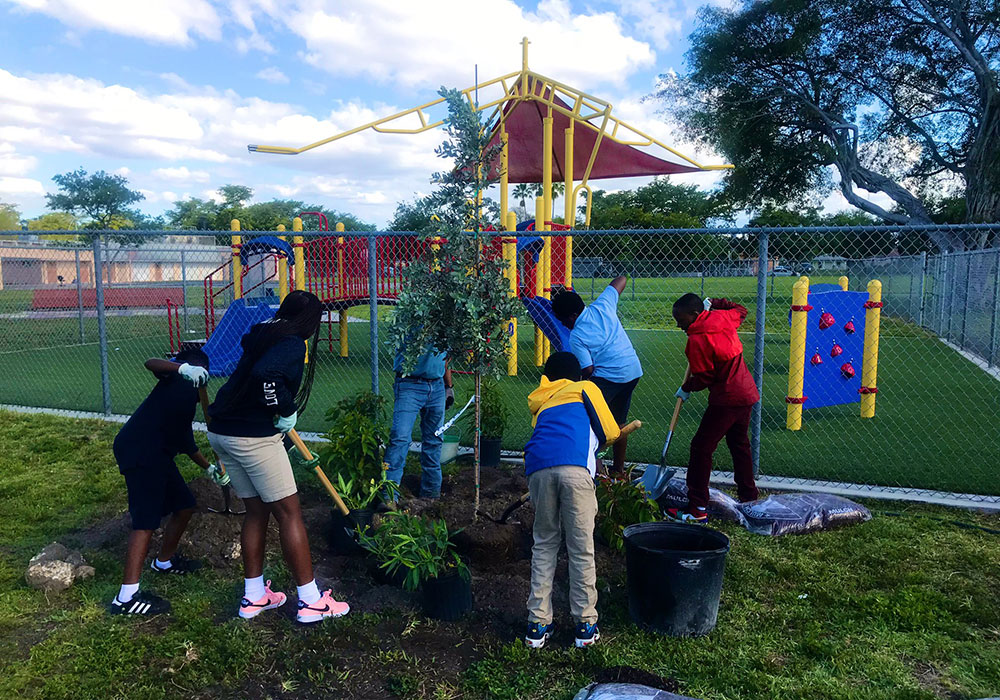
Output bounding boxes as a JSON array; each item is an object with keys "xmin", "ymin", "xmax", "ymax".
[
  {"xmin": 595, "ymin": 476, "xmax": 662, "ymax": 551},
  {"xmin": 476, "ymin": 379, "xmax": 508, "ymax": 468},
  {"xmin": 316, "ymin": 393, "xmax": 398, "ymax": 552},
  {"xmin": 358, "ymin": 513, "xmax": 472, "ymax": 621}
]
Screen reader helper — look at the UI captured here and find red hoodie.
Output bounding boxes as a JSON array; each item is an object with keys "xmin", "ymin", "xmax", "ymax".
[{"xmin": 681, "ymin": 299, "xmax": 760, "ymax": 407}]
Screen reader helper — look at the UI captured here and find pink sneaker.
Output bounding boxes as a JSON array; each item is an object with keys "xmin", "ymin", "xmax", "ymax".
[
  {"xmin": 296, "ymin": 589, "xmax": 350, "ymax": 624},
  {"xmin": 238, "ymin": 580, "xmax": 287, "ymax": 620}
]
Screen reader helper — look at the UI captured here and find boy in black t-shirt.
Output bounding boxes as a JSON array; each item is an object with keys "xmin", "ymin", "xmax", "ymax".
[{"xmin": 109, "ymin": 349, "xmax": 229, "ymax": 616}]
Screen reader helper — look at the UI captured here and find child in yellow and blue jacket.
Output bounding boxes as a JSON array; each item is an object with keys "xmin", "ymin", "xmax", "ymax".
[{"xmin": 523, "ymin": 351, "xmax": 620, "ymax": 650}]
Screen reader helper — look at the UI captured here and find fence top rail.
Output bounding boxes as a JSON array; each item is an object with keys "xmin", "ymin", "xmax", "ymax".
[{"xmin": 2, "ymin": 223, "xmax": 1000, "ymax": 239}]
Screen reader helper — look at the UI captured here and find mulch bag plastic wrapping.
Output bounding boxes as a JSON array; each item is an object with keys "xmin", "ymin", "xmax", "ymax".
[
  {"xmin": 574, "ymin": 684, "xmax": 700, "ymax": 700},
  {"xmin": 654, "ymin": 477, "xmax": 871, "ymax": 536}
]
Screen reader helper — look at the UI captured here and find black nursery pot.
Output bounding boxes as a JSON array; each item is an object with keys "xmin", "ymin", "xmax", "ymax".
[
  {"xmin": 369, "ymin": 561, "xmax": 409, "ymax": 588},
  {"xmin": 326, "ymin": 508, "xmax": 374, "ymax": 555},
  {"xmin": 421, "ymin": 571, "xmax": 473, "ymax": 621},
  {"xmin": 479, "ymin": 436, "xmax": 503, "ymax": 468}
]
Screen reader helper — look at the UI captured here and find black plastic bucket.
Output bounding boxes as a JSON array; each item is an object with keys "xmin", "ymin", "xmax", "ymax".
[
  {"xmin": 421, "ymin": 571, "xmax": 473, "ymax": 621},
  {"xmin": 479, "ymin": 437, "xmax": 502, "ymax": 468},
  {"xmin": 623, "ymin": 522, "xmax": 730, "ymax": 637},
  {"xmin": 326, "ymin": 508, "xmax": 374, "ymax": 555}
]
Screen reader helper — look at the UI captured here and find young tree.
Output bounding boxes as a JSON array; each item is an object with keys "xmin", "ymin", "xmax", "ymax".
[
  {"xmin": 389, "ymin": 88, "xmax": 521, "ymax": 518},
  {"xmin": 27, "ymin": 212, "xmax": 78, "ymax": 231},
  {"xmin": 45, "ymin": 169, "xmax": 145, "ymax": 229},
  {"xmin": 659, "ymin": 0, "xmax": 1000, "ymax": 249}
]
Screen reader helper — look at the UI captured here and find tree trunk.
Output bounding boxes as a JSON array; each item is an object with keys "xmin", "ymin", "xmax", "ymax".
[
  {"xmin": 964, "ymin": 99, "xmax": 1000, "ymax": 246},
  {"xmin": 473, "ymin": 371, "xmax": 481, "ymax": 522}
]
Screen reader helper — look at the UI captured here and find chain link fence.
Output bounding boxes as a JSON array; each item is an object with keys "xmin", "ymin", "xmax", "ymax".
[{"xmin": 1, "ymin": 225, "xmax": 998, "ymax": 505}]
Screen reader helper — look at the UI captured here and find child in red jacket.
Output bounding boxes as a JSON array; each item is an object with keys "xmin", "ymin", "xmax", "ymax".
[{"xmin": 670, "ymin": 293, "xmax": 760, "ymax": 522}]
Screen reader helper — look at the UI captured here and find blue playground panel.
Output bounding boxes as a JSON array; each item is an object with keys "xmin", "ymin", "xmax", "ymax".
[
  {"xmin": 522, "ymin": 297, "xmax": 572, "ymax": 352},
  {"xmin": 203, "ymin": 299, "xmax": 277, "ymax": 376},
  {"xmin": 802, "ymin": 290, "xmax": 868, "ymax": 409}
]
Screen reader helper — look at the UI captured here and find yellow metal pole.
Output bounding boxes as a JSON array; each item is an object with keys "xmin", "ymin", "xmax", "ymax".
[
  {"xmin": 500, "ymin": 125, "xmax": 509, "ymax": 223},
  {"xmin": 564, "ymin": 123, "xmax": 574, "ymax": 289},
  {"xmin": 505, "ymin": 210, "xmax": 518, "ymax": 376},
  {"xmin": 838, "ymin": 275, "xmax": 848, "ymax": 291},
  {"xmin": 787, "ymin": 276, "xmax": 810, "ymax": 431},
  {"xmin": 542, "ymin": 225, "xmax": 552, "ymax": 360},
  {"xmin": 277, "ymin": 223, "xmax": 289, "ymax": 301},
  {"xmin": 336, "ymin": 221, "xmax": 348, "ymax": 358},
  {"xmin": 292, "ymin": 217, "xmax": 305, "ymax": 291},
  {"xmin": 542, "ymin": 113, "xmax": 553, "ymax": 226},
  {"xmin": 534, "ymin": 196, "xmax": 544, "ymax": 367},
  {"xmin": 230, "ymin": 219, "xmax": 242, "ymax": 300},
  {"xmin": 861, "ymin": 279, "xmax": 882, "ymax": 419}
]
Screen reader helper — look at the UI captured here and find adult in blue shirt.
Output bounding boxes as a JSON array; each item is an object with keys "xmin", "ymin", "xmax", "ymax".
[
  {"xmin": 385, "ymin": 346, "xmax": 454, "ymax": 499},
  {"xmin": 552, "ymin": 276, "xmax": 642, "ymax": 475}
]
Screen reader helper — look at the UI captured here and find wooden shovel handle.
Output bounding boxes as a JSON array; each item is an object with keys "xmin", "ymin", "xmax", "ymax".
[
  {"xmin": 619, "ymin": 419, "xmax": 643, "ymax": 438},
  {"xmin": 288, "ymin": 429, "xmax": 351, "ymax": 517},
  {"xmin": 198, "ymin": 386, "xmax": 228, "ymax": 478},
  {"xmin": 668, "ymin": 366, "xmax": 692, "ymax": 433}
]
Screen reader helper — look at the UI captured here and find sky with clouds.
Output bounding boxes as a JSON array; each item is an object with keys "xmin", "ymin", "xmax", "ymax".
[{"xmin": 0, "ymin": 0, "xmax": 865, "ymax": 226}]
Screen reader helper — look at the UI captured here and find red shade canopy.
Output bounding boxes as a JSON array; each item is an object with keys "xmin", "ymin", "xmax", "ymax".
[{"xmin": 488, "ymin": 84, "xmax": 702, "ymax": 184}]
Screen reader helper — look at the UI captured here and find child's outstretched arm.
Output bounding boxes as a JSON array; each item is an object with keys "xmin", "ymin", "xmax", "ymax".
[
  {"xmin": 609, "ymin": 275, "xmax": 627, "ymax": 294},
  {"xmin": 144, "ymin": 358, "xmax": 209, "ymax": 387},
  {"xmin": 581, "ymin": 382, "xmax": 621, "ymax": 445},
  {"xmin": 708, "ymin": 298, "xmax": 749, "ymax": 325}
]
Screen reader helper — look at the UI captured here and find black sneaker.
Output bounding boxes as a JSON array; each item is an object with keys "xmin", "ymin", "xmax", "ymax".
[
  {"xmin": 150, "ymin": 555, "xmax": 203, "ymax": 575},
  {"xmin": 109, "ymin": 591, "xmax": 171, "ymax": 616}
]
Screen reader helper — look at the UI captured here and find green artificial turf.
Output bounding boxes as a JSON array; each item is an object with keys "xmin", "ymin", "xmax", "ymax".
[{"xmin": 2, "ymin": 276, "xmax": 999, "ymax": 494}]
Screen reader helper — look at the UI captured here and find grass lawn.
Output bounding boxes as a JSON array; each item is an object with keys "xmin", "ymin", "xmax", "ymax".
[
  {"xmin": 3, "ymin": 275, "xmax": 999, "ymax": 494},
  {"xmin": 1, "ymin": 411, "xmax": 999, "ymax": 699}
]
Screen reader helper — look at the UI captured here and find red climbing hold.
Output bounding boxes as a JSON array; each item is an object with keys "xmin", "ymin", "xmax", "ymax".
[
  {"xmin": 844, "ymin": 319, "xmax": 856, "ymax": 334},
  {"xmin": 811, "ymin": 352, "xmax": 824, "ymax": 366},
  {"xmin": 819, "ymin": 311, "xmax": 835, "ymax": 330},
  {"xmin": 841, "ymin": 362, "xmax": 856, "ymax": 379},
  {"xmin": 830, "ymin": 343, "xmax": 843, "ymax": 358}
]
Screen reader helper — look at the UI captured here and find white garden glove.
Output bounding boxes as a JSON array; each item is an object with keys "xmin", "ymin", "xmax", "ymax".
[
  {"xmin": 177, "ymin": 363, "xmax": 209, "ymax": 387},
  {"xmin": 703, "ymin": 297, "xmax": 713, "ymax": 311},
  {"xmin": 675, "ymin": 387, "xmax": 691, "ymax": 402},
  {"xmin": 274, "ymin": 412, "xmax": 297, "ymax": 433},
  {"xmin": 207, "ymin": 463, "xmax": 230, "ymax": 486}
]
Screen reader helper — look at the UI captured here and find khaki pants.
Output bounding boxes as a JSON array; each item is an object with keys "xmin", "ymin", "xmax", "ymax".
[{"xmin": 526, "ymin": 466, "xmax": 598, "ymax": 625}]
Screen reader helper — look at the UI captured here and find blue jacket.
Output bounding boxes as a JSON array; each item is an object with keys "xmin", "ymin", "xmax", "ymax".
[{"xmin": 524, "ymin": 378, "xmax": 621, "ymax": 478}]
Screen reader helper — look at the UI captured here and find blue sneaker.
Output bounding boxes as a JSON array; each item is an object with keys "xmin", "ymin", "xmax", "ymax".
[
  {"xmin": 524, "ymin": 621, "xmax": 553, "ymax": 649},
  {"xmin": 575, "ymin": 621, "xmax": 600, "ymax": 648}
]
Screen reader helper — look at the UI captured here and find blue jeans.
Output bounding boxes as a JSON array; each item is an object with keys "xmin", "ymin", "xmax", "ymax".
[{"xmin": 384, "ymin": 377, "xmax": 445, "ymax": 498}]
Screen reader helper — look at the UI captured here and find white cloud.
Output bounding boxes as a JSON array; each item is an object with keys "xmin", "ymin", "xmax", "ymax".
[
  {"xmin": 238, "ymin": 0, "xmax": 654, "ymax": 89},
  {"xmin": 153, "ymin": 166, "xmax": 210, "ymax": 182},
  {"xmin": 255, "ymin": 67, "xmax": 289, "ymax": 84},
  {"xmin": 6, "ymin": 0, "xmax": 221, "ymax": 45},
  {"xmin": 0, "ymin": 144, "xmax": 38, "ymax": 177},
  {"xmin": 613, "ymin": 0, "xmax": 684, "ymax": 50},
  {"xmin": 0, "ymin": 176, "xmax": 45, "ymax": 196}
]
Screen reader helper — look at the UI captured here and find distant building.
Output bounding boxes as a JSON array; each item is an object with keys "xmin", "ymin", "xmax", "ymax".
[{"xmin": 812, "ymin": 255, "xmax": 849, "ymax": 272}]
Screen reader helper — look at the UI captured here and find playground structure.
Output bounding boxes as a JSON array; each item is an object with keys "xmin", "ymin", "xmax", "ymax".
[
  {"xmin": 786, "ymin": 275, "xmax": 883, "ymax": 429},
  {"xmin": 240, "ymin": 37, "xmax": 727, "ymax": 373}
]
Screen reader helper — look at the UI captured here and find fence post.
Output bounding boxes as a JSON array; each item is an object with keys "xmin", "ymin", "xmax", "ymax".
[
  {"xmin": 990, "ymin": 249, "xmax": 1000, "ymax": 367},
  {"xmin": 751, "ymin": 230, "xmax": 768, "ymax": 475},
  {"xmin": 917, "ymin": 251, "xmax": 927, "ymax": 328},
  {"xmin": 180, "ymin": 249, "xmax": 189, "ymax": 333},
  {"xmin": 93, "ymin": 236, "xmax": 111, "ymax": 416},
  {"xmin": 368, "ymin": 233, "xmax": 379, "ymax": 395},
  {"xmin": 961, "ymin": 254, "xmax": 972, "ymax": 348},
  {"xmin": 74, "ymin": 249, "xmax": 85, "ymax": 344}
]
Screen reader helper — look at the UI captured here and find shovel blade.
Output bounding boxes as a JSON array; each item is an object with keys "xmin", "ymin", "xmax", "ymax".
[{"xmin": 635, "ymin": 464, "xmax": 678, "ymax": 500}]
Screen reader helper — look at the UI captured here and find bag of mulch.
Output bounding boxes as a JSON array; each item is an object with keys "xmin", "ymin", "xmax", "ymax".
[
  {"xmin": 574, "ymin": 684, "xmax": 700, "ymax": 700},
  {"xmin": 737, "ymin": 493, "xmax": 871, "ymax": 536},
  {"xmin": 655, "ymin": 477, "xmax": 746, "ymax": 525}
]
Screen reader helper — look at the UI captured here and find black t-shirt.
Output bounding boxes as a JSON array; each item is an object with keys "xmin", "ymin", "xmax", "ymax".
[
  {"xmin": 208, "ymin": 328, "xmax": 305, "ymax": 438},
  {"xmin": 113, "ymin": 374, "xmax": 198, "ymax": 472}
]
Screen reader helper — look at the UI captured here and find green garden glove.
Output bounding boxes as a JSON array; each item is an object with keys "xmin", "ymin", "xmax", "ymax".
[{"xmin": 288, "ymin": 445, "xmax": 319, "ymax": 469}]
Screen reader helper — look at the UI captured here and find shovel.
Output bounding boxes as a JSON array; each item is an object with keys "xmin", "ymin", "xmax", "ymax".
[
  {"xmin": 495, "ymin": 419, "xmax": 644, "ymax": 524},
  {"xmin": 287, "ymin": 429, "xmax": 350, "ymax": 517},
  {"xmin": 635, "ymin": 366, "xmax": 690, "ymax": 500},
  {"xmin": 199, "ymin": 387, "xmax": 245, "ymax": 515}
]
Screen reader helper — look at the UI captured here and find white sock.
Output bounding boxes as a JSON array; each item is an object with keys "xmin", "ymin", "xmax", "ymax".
[
  {"xmin": 153, "ymin": 557, "xmax": 172, "ymax": 570},
  {"xmin": 244, "ymin": 575, "xmax": 266, "ymax": 601},
  {"xmin": 297, "ymin": 579, "xmax": 321, "ymax": 605},
  {"xmin": 118, "ymin": 582, "xmax": 140, "ymax": 603}
]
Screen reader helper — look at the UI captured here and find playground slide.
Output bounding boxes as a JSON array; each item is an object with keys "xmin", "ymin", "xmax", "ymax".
[
  {"xmin": 522, "ymin": 297, "xmax": 572, "ymax": 352},
  {"xmin": 203, "ymin": 299, "xmax": 278, "ymax": 376}
]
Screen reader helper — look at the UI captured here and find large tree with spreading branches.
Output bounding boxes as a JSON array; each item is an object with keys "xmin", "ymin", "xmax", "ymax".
[{"xmin": 658, "ymin": 0, "xmax": 1000, "ymax": 250}]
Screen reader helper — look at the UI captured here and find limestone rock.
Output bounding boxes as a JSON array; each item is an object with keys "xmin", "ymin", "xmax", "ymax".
[{"xmin": 25, "ymin": 560, "xmax": 75, "ymax": 591}]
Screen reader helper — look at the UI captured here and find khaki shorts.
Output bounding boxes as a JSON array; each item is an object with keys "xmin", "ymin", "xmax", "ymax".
[{"xmin": 207, "ymin": 432, "xmax": 297, "ymax": 503}]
